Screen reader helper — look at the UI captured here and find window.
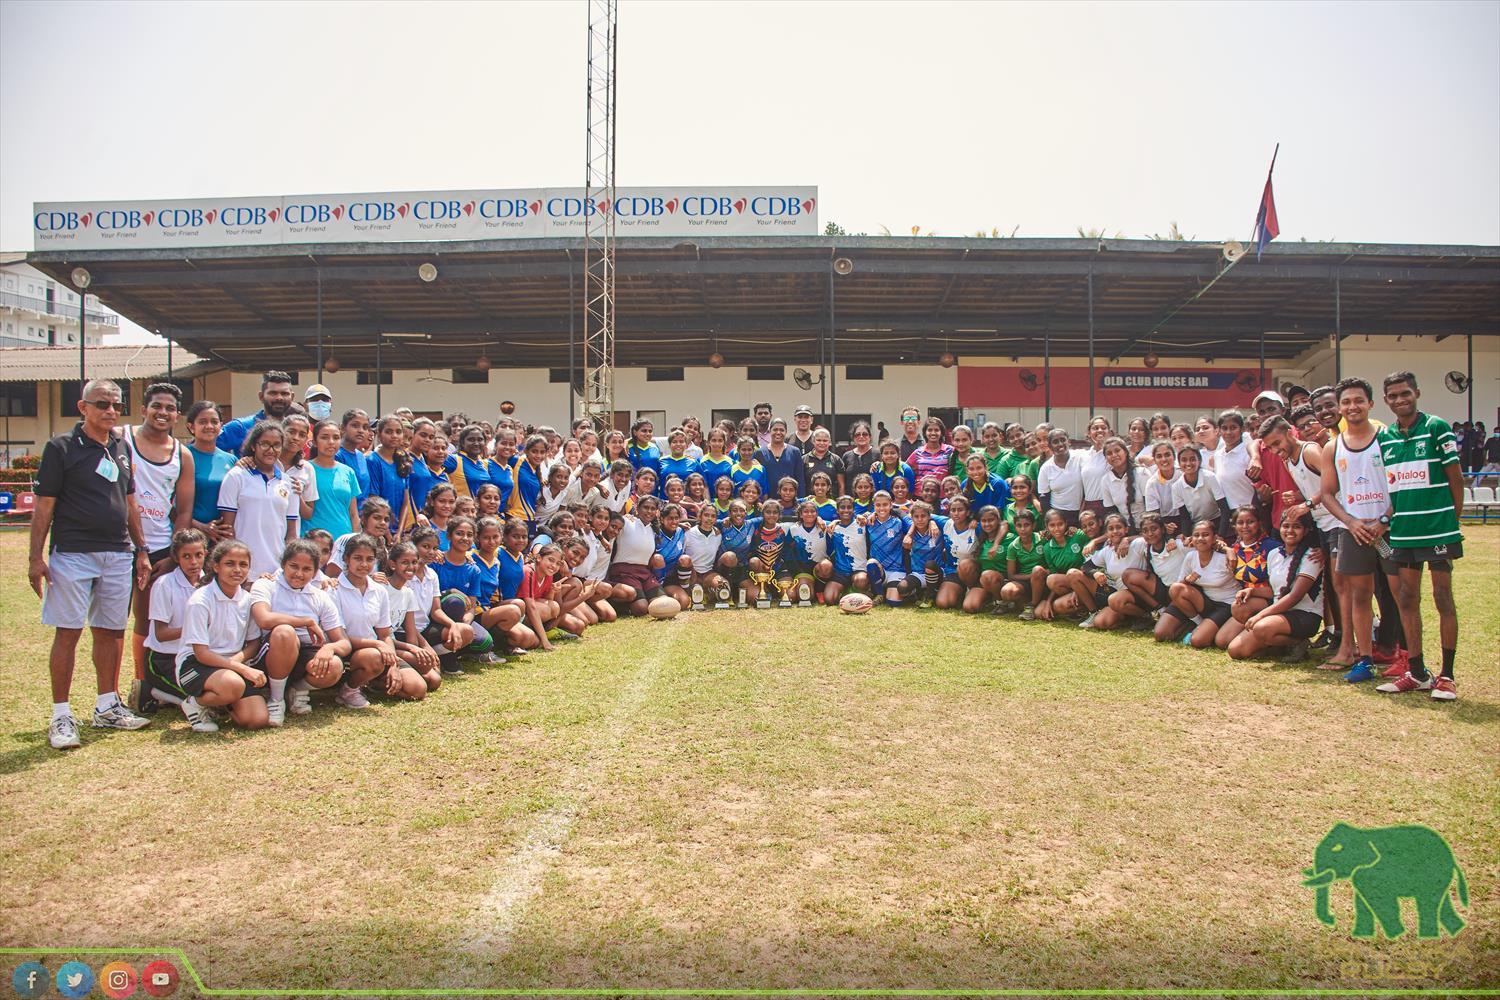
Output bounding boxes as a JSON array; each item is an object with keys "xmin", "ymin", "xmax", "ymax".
[
  {"xmin": 636, "ymin": 409, "xmax": 666, "ymax": 429},
  {"xmin": 47, "ymin": 326, "xmax": 57, "ymax": 346},
  {"xmin": 646, "ymin": 367, "xmax": 684, "ymax": 382},
  {"xmin": 845, "ymin": 365, "xmax": 884, "ymax": 380},
  {"xmin": 746, "ymin": 365, "xmax": 784, "ymax": 381},
  {"xmin": 356, "ymin": 370, "xmax": 393, "ymax": 385},
  {"xmin": 452, "ymin": 368, "xmax": 491, "ymax": 384},
  {"xmin": 548, "ymin": 368, "xmax": 572, "ymax": 382},
  {"xmin": 0, "ymin": 383, "xmax": 38, "ymax": 417},
  {"xmin": 61, "ymin": 379, "xmax": 130, "ymax": 415}
]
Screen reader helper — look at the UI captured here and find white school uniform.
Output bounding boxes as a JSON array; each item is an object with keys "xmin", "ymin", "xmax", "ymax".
[
  {"xmin": 410, "ymin": 565, "xmax": 440, "ymax": 630},
  {"xmin": 145, "ymin": 567, "xmax": 200, "ymax": 656},
  {"xmin": 613, "ymin": 515, "xmax": 656, "ymax": 565},
  {"xmin": 218, "ymin": 465, "xmax": 296, "ymax": 578},
  {"xmin": 1213, "ymin": 439, "xmax": 1255, "ymax": 509},
  {"xmin": 1147, "ymin": 538, "xmax": 1189, "ymax": 586},
  {"xmin": 1142, "ymin": 471, "xmax": 1181, "ymax": 517},
  {"xmin": 281, "ymin": 460, "xmax": 319, "ymax": 533},
  {"xmin": 332, "ymin": 574, "xmax": 393, "ymax": 640},
  {"xmin": 683, "ymin": 525, "xmax": 723, "ymax": 573},
  {"xmin": 384, "ymin": 582, "xmax": 422, "ymax": 635},
  {"xmin": 1037, "ymin": 453, "xmax": 1085, "ymax": 510},
  {"xmin": 1173, "ymin": 471, "xmax": 1226, "ymax": 525},
  {"xmin": 1183, "ymin": 550, "xmax": 1239, "ymax": 603},
  {"xmin": 1088, "ymin": 536, "xmax": 1149, "ymax": 589},
  {"xmin": 1267, "ymin": 547, "xmax": 1324, "ymax": 617},
  {"xmin": 176, "ymin": 582, "xmax": 262, "ymax": 671},
  {"xmin": 1077, "ymin": 447, "xmax": 1111, "ymax": 503},
  {"xmin": 249, "ymin": 571, "xmax": 342, "ymax": 643}
]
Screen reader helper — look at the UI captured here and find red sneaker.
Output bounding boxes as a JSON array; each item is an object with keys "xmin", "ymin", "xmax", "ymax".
[
  {"xmin": 1379, "ymin": 648, "xmax": 1410, "ymax": 677},
  {"xmin": 1431, "ymin": 676, "xmax": 1458, "ymax": 701},
  {"xmin": 1376, "ymin": 671, "xmax": 1433, "ymax": 694}
]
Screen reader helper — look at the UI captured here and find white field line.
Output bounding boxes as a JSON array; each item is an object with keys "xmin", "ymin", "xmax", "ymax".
[{"xmin": 461, "ymin": 626, "xmax": 678, "ymax": 960}]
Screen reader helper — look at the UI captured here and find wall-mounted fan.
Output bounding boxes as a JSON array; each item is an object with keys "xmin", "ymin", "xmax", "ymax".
[
  {"xmin": 1444, "ymin": 371, "xmax": 1471, "ymax": 394},
  {"xmin": 793, "ymin": 367, "xmax": 825, "ymax": 391}
]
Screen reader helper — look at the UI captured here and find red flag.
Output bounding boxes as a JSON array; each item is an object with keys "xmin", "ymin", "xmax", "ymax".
[{"xmin": 1253, "ymin": 145, "xmax": 1280, "ymax": 259}]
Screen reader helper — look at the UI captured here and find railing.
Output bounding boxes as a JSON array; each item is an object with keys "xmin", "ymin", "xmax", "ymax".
[{"xmin": 0, "ymin": 290, "xmax": 118, "ymax": 326}]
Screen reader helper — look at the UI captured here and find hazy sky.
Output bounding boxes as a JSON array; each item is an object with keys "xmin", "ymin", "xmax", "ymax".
[{"xmin": 2, "ymin": 1, "xmax": 1496, "ymax": 256}]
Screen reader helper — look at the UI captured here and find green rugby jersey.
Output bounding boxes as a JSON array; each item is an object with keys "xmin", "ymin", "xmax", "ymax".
[{"xmin": 1378, "ymin": 412, "xmax": 1463, "ymax": 548}]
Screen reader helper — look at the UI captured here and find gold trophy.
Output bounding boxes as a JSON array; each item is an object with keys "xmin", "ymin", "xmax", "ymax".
[
  {"xmin": 749, "ymin": 569, "xmax": 774, "ymax": 609},
  {"xmin": 767, "ymin": 575, "xmax": 791, "ymax": 608}
]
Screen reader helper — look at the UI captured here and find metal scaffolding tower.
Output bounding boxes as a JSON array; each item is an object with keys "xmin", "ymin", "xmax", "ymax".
[{"xmin": 581, "ymin": 0, "xmax": 617, "ymax": 430}]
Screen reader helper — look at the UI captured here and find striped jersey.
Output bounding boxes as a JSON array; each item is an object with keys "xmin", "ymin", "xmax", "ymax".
[{"xmin": 1378, "ymin": 413, "xmax": 1463, "ymax": 547}]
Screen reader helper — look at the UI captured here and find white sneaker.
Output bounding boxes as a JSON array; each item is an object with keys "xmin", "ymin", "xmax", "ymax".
[
  {"xmin": 266, "ymin": 699, "xmax": 286, "ymax": 727},
  {"xmin": 336, "ymin": 685, "xmax": 371, "ymax": 710},
  {"xmin": 182, "ymin": 698, "xmax": 219, "ymax": 733},
  {"xmin": 1079, "ymin": 612, "xmax": 1100, "ymax": 629},
  {"xmin": 92, "ymin": 702, "xmax": 149, "ymax": 730},
  {"xmin": 287, "ymin": 686, "xmax": 313, "ymax": 716},
  {"xmin": 49, "ymin": 714, "xmax": 81, "ymax": 749}
]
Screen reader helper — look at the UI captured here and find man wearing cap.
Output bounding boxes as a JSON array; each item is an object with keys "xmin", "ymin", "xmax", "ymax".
[
  {"xmin": 29, "ymin": 378, "xmax": 153, "ymax": 749},
  {"xmin": 790, "ymin": 405, "xmax": 817, "ymax": 452},
  {"xmin": 304, "ymin": 383, "xmax": 334, "ymax": 423},
  {"xmin": 1246, "ymin": 389, "xmax": 1300, "ymax": 529},
  {"xmin": 217, "ymin": 370, "xmax": 296, "ymax": 454}
]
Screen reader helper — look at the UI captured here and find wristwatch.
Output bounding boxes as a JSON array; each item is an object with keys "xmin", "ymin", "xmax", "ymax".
[{"xmin": 1377, "ymin": 514, "xmax": 1391, "ymax": 526}]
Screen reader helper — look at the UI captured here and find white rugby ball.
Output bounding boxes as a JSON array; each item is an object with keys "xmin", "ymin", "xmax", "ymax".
[
  {"xmin": 839, "ymin": 593, "xmax": 874, "ymax": 614},
  {"xmin": 647, "ymin": 595, "xmax": 683, "ymax": 619}
]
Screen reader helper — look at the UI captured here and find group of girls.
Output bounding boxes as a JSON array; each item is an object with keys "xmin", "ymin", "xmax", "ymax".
[{"xmin": 148, "ymin": 400, "xmax": 1326, "ymax": 732}]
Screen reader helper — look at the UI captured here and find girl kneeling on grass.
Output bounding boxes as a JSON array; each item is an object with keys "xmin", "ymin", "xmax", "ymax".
[
  {"xmin": 174, "ymin": 539, "xmax": 269, "ymax": 732},
  {"xmin": 385, "ymin": 541, "xmax": 444, "ymax": 692},
  {"xmin": 1112, "ymin": 513, "xmax": 1185, "ymax": 627},
  {"xmin": 1034, "ymin": 509, "xmax": 1089, "ymax": 621},
  {"xmin": 1215, "ymin": 506, "xmax": 1275, "ymax": 651},
  {"xmin": 1156, "ymin": 519, "xmax": 1240, "ymax": 648},
  {"xmin": 332, "ymin": 533, "xmax": 425, "ymax": 704},
  {"xmin": 409, "ymin": 527, "xmax": 487, "ymax": 670},
  {"xmin": 1228, "ymin": 509, "xmax": 1325, "ymax": 663},
  {"xmin": 609, "ymin": 496, "xmax": 665, "ymax": 616},
  {"xmin": 522, "ymin": 544, "xmax": 587, "ymax": 651},
  {"xmin": 472, "ymin": 518, "xmax": 530, "ymax": 653},
  {"xmin": 1077, "ymin": 513, "xmax": 1148, "ymax": 631},
  {"xmin": 431, "ymin": 516, "xmax": 499, "ymax": 666},
  {"xmin": 248, "ymin": 539, "xmax": 349, "ymax": 725},
  {"xmin": 144, "ymin": 529, "xmax": 210, "ymax": 729}
]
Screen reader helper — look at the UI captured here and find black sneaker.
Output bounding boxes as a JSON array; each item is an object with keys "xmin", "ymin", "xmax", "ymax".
[{"xmin": 1310, "ymin": 630, "xmax": 1337, "ymax": 651}]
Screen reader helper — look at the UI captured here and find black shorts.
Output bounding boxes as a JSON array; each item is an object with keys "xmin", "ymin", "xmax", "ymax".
[
  {"xmin": 288, "ymin": 642, "xmax": 328, "ymax": 683},
  {"xmin": 1008, "ymin": 579, "xmax": 1035, "ymax": 602},
  {"xmin": 1149, "ymin": 577, "xmax": 1172, "ymax": 607},
  {"xmin": 1282, "ymin": 609, "xmax": 1323, "ymax": 639},
  {"xmin": 1389, "ymin": 541, "xmax": 1462, "ymax": 572},
  {"xmin": 176, "ymin": 646, "xmax": 270, "ymax": 701},
  {"xmin": 1331, "ymin": 528, "xmax": 1397, "ymax": 576},
  {"xmin": 942, "ymin": 572, "xmax": 964, "ymax": 587},
  {"xmin": 1164, "ymin": 589, "xmax": 1233, "ymax": 627},
  {"xmin": 827, "ymin": 569, "xmax": 853, "ymax": 588},
  {"xmin": 146, "ymin": 649, "xmax": 187, "ymax": 699}
]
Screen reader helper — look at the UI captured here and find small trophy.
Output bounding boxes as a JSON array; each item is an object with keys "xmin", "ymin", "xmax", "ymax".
[
  {"xmin": 749, "ymin": 570, "xmax": 774, "ymax": 609},
  {"xmin": 768, "ymin": 575, "xmax": 792, "ymax": 608}
]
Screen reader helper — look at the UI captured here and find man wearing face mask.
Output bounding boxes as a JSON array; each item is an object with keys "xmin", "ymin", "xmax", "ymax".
[
  {"xmin": 217, "ymin": 370, "xmax": 296, "ymax": 454},
  {"xmin": 304, "ymin": 384, "xmax": 334, "ymax": 424}
]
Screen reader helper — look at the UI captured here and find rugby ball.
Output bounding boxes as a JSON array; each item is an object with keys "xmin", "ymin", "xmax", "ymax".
[
  {"xmin": 647, "ymin": 595, "xmax": 683, "ymax": 620},
  {"xmin": 839, "ymin": 593, "xmax": 874, "ymax": 615}
]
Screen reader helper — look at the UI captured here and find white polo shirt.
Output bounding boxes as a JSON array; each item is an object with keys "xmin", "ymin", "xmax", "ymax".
[
  {"xmin": 219, "ymin": 465, "xmax": 296, "ymax": 578},
  {"xmin": 176, "ymin": 581, "xmax": 261, "ymax": 669},
  {"xmin": 383, "ymin": 581, "xmax": 422, "ymax": 634},
  {"xmin": 1173, "ymin": 471, "xmax": 1226, "ymax": 525},
  {"xmin": 332, "ymin": 574, "xmax": 392, "ymax": 640},
  {"xmin": 249, "ymin": 571, "xmax": 342, "ymax": 643},
  {"xmin": 1213, "ymin": 439, "xmax": 1255, "ymax": 509},
  {"xmin": 683, "ymin": 525, "xmax": 722, "ymax": 573},
  {"xmin": 1077, "ymin": 447, "xmax": 1111, "ymax": 503},
  {"xmin": 410, "ymin": 566, "xmax": 440, "ymax": 629},
  {"xmin": 1268, "ymin": 547, "xmax": 1324, "ymax": 617},
  {"xmin": 281, "ymin": 459, "xmax": 320, "ymax": 533},
  {"xmin": 1037, "ymin": 453, "xmax": 1085, "ymax": 510},
  {"xmin": 613, "ymin": 514, "xmax": 656, "ymax": 565},
  {"xmin": 1142, "ymin": 471, "xmax": 1181, "ymax": 516},
  {"xmin": 145, "ymin": 567, "xmax": 201, "ymax": 656}
]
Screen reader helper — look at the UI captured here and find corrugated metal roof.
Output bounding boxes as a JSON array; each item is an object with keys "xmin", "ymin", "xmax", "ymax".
[{"xmin": 0, "ymin": 345, "xmax": 211, "ymax": 382}]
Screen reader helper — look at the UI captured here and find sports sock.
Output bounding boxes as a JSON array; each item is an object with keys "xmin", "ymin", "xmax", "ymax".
[
  {"xmin": 96, "ymin": 692, "xmax": 120, "ymax": 712},
  {"xmin": 1441, "ymin": 648, "xmax": 1456, "ymax": 679},
  {"xmin": 924, "ymin": 566, "xmax": 940, "ymax": 589},
  {"xmin": 53, "ymin": 702, "xmax": 72, "ymax": 720},
  {"xmin": 269, "ymin": 677, "xmax": 287, "ymax": 703},
  {"xmin": 1408, "ymin": 655, "xmax": 1429, "ymax": 682},
  {"xmin": 676, "ymin": 565, "xmax": 694, "ymax": 587},
  {"xmin": 151, "ymin": 687, "xmax": 184, "ymax": 707},
  {"xmin": 182, "ymin": 697, "xmax": 202, "ymax": 718},
  {"xmin": 289, "ymin": 680, "xmax": 310, "ymax": 694}
]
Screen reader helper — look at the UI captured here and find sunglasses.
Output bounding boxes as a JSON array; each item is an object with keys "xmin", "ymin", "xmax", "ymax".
[
  {"xmin": 83, "ymin": 399, "xmax": 124, "ymax": 411},
  {"xmin": 902, "ymin": 416, "xmax": 919, "ymax": 423}
]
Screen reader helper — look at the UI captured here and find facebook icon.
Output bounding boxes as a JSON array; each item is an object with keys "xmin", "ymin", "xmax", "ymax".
[{"xmin": 11, "ymin": 962, "xmax": 47, "ymax": 998}]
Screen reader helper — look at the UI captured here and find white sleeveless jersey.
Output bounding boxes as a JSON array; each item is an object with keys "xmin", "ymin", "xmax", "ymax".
[
  {"xmin": 787, "ymin": 522, "xmax": 828, "ymax": 564},
  {"xmin": 1288, "ymin": 442, "xmax": 1340, "ymax": 532},
  {"xmin": 126, "ymin": 427, "xmax": 182, "ymax": 552},
  {"xmin": 1333, "ymin": 432, "xmax": 1388, "ymax": 521}
]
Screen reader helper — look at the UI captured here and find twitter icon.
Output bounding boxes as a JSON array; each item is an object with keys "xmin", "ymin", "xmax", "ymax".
[{"xmin": 57, "ymin": 961, "xmax": 94, "ymax": 999}]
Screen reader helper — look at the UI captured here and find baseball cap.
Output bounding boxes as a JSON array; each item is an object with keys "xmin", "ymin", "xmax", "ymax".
[
  {"xmin": 1252, "ymin": 389, "xmax": 1285, "ymax": 407},
  {"xmin": 304, "ymin": 384, "xmax": 332, "ymax": 400},
  {"xmin": 794, "ymin": 405, "xmax": 814, "ymax": 416}
]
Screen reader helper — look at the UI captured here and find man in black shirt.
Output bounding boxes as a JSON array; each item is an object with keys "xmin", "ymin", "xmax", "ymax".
[
  {"xmin": 30, "ymin": 379, "xmax": 152, "ymax": 749},
  {"xmin": 896, "ymin": 406, "xmax": 923, "ymax": 461},
  {"xmin": 790, "ymin": 405, "xmax": 817, "ymax": 452}
]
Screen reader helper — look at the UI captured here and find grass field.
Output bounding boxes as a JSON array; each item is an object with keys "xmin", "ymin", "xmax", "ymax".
[{"xmin": 2, "ymin": 528, "xmax": 1496, "ymax": 994}]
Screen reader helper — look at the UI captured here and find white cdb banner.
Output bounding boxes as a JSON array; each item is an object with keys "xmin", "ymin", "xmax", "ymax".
[{"xmin": 33, "ymin": 187, "xmax": 819, "ymax": 250}]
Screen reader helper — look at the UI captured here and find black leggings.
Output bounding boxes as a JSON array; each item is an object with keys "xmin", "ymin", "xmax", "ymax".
[{"xmin": 1375, "ymin": 570, "xmax": 1404, "ymax": 651}]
